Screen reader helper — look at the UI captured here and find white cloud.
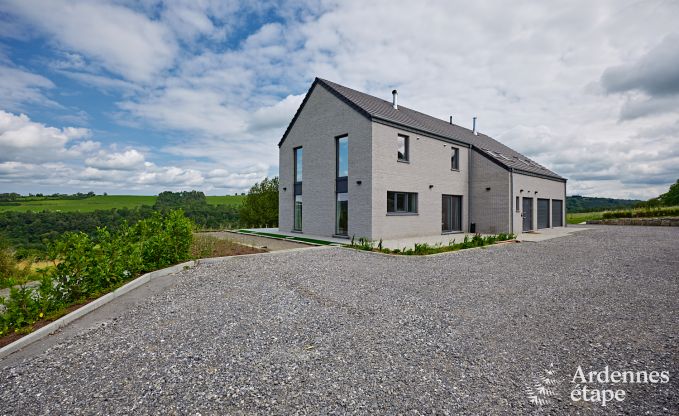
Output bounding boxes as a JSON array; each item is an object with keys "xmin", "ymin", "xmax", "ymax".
[
  {"xmin": 4, "ymin": 0, "xmax": 178, "ymax": 82},
  {"xmin": 85, "ymin": 149, "xmax": 146, "ymax": 171},
  {"xmin": 0, "ymin": 65, "xmax": 57, "ymax": 110}
]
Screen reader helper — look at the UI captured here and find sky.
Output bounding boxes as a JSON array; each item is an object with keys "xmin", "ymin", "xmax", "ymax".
[{"xmin": 0, "ymin": 0, "xmax": 677, "ymax": 199}]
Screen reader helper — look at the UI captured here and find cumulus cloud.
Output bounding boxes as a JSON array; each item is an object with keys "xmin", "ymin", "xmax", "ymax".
[
  {"xmin": 0, "ymin": 65, "xmax": 57, "ymax": 111},
  {"xmin": 3, "ymin": 0, "xmax": 177, "ymax": 82},
  {"xmin": 85, "ymin": 149, "xmax": 146, "ymax": 171}
]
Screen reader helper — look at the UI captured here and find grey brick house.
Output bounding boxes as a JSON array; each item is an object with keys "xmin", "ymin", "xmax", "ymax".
[{"xmin": 278, "ymin": 78, "xmax": 566, "ymax": 240}]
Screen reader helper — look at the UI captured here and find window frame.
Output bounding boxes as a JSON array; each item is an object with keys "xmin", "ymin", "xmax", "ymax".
[
  {"xmin": 397, "ymin": 134, "xmax": 409, "ymax": 162},
  {"xmin": 387, "ymin": 191, "xmax": 418, "ymax": 214},
  {"xmin": 293, "ymin": 146, "xmax": 303, "ymax": 183},
  {"xmin": 336, "ymin": 135, "xmax": 348, "ymax": 178},
  {"xmin": 516, "ymin": 196, "xmax": 520, "ymax": 212},
  {"xmin": 451, "ymin": 147, "xmax": 459, "ymax": 170}
]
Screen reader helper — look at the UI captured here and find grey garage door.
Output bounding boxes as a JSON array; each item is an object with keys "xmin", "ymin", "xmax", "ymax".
[
  {"xmin": 552, "ymin": 199, "xmax": 563, "ymax": 227},
  {"xmin": 537, "ymin": 198, "xmax": 550, "ymax": 229}
]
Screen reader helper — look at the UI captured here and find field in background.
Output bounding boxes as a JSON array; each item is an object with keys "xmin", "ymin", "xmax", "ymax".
[
  {"xmin": 567, "ymin": 205, "xmax": 679, "ymax": 224},
  {"xmin": 0, "ymin": 195, "xmax": 244, "ymax": 213}
]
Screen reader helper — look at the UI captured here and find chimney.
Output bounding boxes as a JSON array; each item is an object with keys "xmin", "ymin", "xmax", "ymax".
[
  {"xmin": 392, "ymin": 89, "xmax": 398, "ymax": 109},
  {"xmin": 472, "ymin": 117, "xmax": 478, "ymax": 135},
  {"xmin": 449, "ymin": 116, "xmax": 453, "ymax": 124}
]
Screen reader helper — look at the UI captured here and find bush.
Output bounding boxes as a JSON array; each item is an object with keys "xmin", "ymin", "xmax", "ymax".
[
  {"xmin": 0, "ymin": 210, "xmax": 193, "ymax": 337},
  {"xmin": 239, "ymin": 177, "xmax": 278, "ymax": 228},
  {"xmin": 601, "ymin": 206, "xmax": 679, "ymax": 219}
]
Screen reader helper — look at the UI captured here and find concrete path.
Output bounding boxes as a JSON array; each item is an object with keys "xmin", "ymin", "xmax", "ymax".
[{"xmin": 198, "ymin": 231, "xmax": 312, "ymax": 251}]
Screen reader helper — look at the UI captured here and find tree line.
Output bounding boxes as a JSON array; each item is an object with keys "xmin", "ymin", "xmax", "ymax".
[{"xmin": 0, "ymin": 179, "xmax": 279, "ymax": 258}]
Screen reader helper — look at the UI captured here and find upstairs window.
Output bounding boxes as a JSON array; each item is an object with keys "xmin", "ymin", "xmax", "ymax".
[
  {"xmin": 451, "ymin": 147, "xmax": 459, "ymax": 170},
  {"xmin": 397, "ymin": 134, "xmax": 409, "ymax": 161},
  {"xmin": 387, "ymin": 191, "xmax": 418, "ymax": 214},
  {"xmin": 336, "ymin": 136, "xmax": 348, "ymax": 178},
  {"xmin": 294, "ymin": 147, "xmax": 303, "ymax": 182}
]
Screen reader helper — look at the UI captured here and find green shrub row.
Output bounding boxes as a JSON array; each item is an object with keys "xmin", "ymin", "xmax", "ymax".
[
  {"xmin": 0, "ymin": 210, "xmax": 193, "ymax": 337},
  {"xmin": 601, "ymin": 206, "xmax": 679, "ymax": 219},
  {"xmin": 348, "ymin": 233, "xmax": 516, "ymax": 255}
]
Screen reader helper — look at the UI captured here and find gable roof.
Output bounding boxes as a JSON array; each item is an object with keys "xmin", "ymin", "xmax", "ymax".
[{"xmin": 279, "ymin": 77, "xmax": 564, "ymax": 181}]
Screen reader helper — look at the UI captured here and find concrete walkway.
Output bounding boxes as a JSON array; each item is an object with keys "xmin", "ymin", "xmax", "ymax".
[{"xmin": 247, "ymin": 226, "xmax": 590, "ymax": 250}]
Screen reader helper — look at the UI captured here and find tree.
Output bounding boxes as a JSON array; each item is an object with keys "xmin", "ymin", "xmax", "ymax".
[
  {"xmin": 239, "ymin": 177, "xmax": 278, "ymax": 227},
  {"xmin": 659, "ymin": 179, "xmax": 679, "ymax": 206}
]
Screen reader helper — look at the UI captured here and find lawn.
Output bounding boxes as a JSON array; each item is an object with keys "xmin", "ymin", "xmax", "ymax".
[
  {"xmin": 566, "ymin": 211, "xmax": 605, "ymax": 224},
  {"xmin": 0, "ymin": 195, "xmax": 245, "ymax": 213}
]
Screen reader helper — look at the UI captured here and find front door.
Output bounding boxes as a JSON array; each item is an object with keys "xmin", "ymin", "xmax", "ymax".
[
  {"xmin": 522, "ymin": 197, "xmax": 533, "ymax": 232},
  {"xmin": 442, "ymin": 195, "xmax": 462, "ymax": 232}
]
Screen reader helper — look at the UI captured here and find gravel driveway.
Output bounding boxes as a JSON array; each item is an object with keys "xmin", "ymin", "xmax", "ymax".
[{"xmin": 1, "ymin": 226, "xmax": 677, "ymax": 415}]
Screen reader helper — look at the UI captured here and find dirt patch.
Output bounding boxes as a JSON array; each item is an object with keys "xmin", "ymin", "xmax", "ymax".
[{"xmin": 196, "ymin": 231, "xmax": 311, "ymax": 251}]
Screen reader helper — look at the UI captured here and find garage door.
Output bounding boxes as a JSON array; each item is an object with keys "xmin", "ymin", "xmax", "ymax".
[
  {"xmin": 552, "ymin": 199, "xmax": 563, "ymax": 227},
  {"xmin": 537, "ymin": 198, "xmax": 550, "ymax": 229}
]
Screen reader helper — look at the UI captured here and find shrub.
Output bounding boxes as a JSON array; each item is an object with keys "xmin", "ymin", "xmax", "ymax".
[{"xmin": 0, "ymin": 210, "xmax": 193, "ymax": 337}]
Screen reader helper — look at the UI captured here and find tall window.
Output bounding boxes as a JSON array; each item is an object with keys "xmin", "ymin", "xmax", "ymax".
[
  {"xmin": 442, "ymin": 195, "xmax": 462, "ymax": 232},
  {"xmin": 294, "ymin": 147, "xmax": 303, "ymax": 182},
  {"xmin": 451, "ymin": 147, "xmax": 459, "ymax": 170},
  {"xmin": 397, "ymin": 134, "xmax": 409, "ymax": 161},
  {"xmin": 337, "ymin": 136, "xmax": 348, "ymax": 177},
  {"xmin": 516, "ymin": 196, "xmax": 520, "ymax": 212},
  {"xmin": 294, "ymin": 195, "xmax": 302, "ymax": 231},
  {"xmin": 336, "ymin": 136, "xmax": 348, "ymax": 235},
  {"xmin": 387, "ymin": 191, "xmax": 418, "ymax": 213},
  {"xmin": 293, "ymin": 147, "xmax": 303, "ymax": 231}
]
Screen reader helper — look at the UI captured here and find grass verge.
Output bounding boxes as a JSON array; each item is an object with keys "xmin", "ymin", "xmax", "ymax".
[{"xmin": 237, "ymin": 230, "xmax": 336, "ymax": 245}]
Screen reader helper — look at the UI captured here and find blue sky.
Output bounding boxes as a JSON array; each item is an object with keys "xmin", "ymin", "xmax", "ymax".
[{"xmin": 1, "ymin": 0, "xmax": 678, "ymax": 198}]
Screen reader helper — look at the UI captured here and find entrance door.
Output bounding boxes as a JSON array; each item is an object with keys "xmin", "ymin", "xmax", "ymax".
[
  {"xmin": 522, "ymin": 197, "xmax": 533, "ymax": 231},
  {"xmin": 537, "ymin": 198, "xmax": 550, "ymax": 229},
  {"xmin": 442, "ymin": 195, "xmax": 462, "ymax": 232}
]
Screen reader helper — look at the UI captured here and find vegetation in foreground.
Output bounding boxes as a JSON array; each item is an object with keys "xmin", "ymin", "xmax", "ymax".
[
  {"xmin": 190, "ymin": 234, "xmax": 266, "ymax": 258},
  {"xmin": 348, "ymin": 233, "xmax": 516, "ymax": 255},
  {"xmin": 0, "ymin": 210, "xmax": 193, "ymax": 339}
]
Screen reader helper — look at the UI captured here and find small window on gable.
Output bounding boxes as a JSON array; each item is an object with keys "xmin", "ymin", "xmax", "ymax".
[
  {"xmin": 397, "ymin": 134, "xmax": 409, "ymax": 161},
  {"xmin": 451, "ymin": 147, "xmax": 459, "ymax": 170},
  {"xmin": 516, "ymin": 196, "xmax": 520, "ymax": 212}
]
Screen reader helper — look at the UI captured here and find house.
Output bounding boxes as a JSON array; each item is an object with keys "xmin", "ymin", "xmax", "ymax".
[{"xmin": 278, "ymin": 78, "xmax": 566, "ymax": 240}]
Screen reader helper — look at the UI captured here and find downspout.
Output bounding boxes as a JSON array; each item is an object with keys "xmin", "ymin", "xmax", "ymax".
[
  {"xmin": 510, "ymin": 168, "xmax": 514, "ymax": 235},
  {"xmin": 468, "ymin": 145, "xmax": 473, "ymax": 232}
]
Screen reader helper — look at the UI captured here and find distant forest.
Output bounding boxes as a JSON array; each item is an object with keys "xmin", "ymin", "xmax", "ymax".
[
  {"xmin": 0, "ymin": 191, "xmax": 239, "ymax": 258},
  {"xmin": 566, "ymin": 195, "xmax": 642, "ymax": 213}
]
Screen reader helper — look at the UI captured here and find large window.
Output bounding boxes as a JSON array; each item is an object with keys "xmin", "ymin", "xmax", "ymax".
[
  {"xmin": 294, "ymin": 147, "xmax": 303, "ymax": 182},
  {"xmin": 337, "ymin": 136, "xmax": 348, "ymax": 177},
  {"xmin": 336, "ymin": 193, "xmax": 348, "ymax": 235},
  {"xmin": 294, "ymin": 195, "xmax": 302, "ymax": 231},
  {"xmin": 442, "ymin": 195, "xmax": 462, "ymax": 232},
  {"xmin": 387, "ymin": 191, "xmax": 418, "ymax": 214},
  {"xmin": 397, "ymin": 134, "xmax": 409, "ymax": 161},
  {"xmin": 293, "ymin": 147, "xmax": 302, "ymax": 231},
  {"xmin": 451, "ymin": 147, "xmax": 459, "ymax": 170},
  {"xmin": 336, "ymin": 135, "xmax": 349, "ymax": 235}
]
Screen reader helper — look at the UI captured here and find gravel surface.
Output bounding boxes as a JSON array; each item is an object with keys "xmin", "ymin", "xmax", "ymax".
[{"xmin": 1, "ymin": 225, "xmax": 677, "ymax": 415}]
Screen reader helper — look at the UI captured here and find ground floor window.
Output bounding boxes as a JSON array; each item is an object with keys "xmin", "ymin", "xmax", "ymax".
[
  {"xmin": 336, "ymin": 193, "xmax": 348, "ymax": 235},
  {"xmin": 387, "ymin": 191, "xmax": 418, "ymax": 213},
  {"xmin": 442, "ymin": 195, "xmax": 462, "ymax": 232},
  {"xmin": 294, "ymin": 195, "xmax": 302, "ymax": 231}
]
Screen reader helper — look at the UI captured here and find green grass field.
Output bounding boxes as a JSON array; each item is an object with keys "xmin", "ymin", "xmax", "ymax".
[
  {"xmin": 0, "ymin": 195, "xmax": 245, "ymax": 213},
  {"xmin": 567, "ymin": 205, "xmax": 679, "ymax": 224},
  {"xmin": 566, "ymin": 212, "xmax": 604, "ymax": 224}
]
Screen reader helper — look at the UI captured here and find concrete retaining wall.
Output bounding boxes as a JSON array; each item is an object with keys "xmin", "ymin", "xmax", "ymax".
[{"xmin": 587, "ymin": 217, "xmax": 679, "ymax": 226}]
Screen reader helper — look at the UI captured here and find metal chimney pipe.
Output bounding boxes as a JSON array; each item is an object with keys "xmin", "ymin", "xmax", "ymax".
[
  {"xmin": 472, "ymin": 117, "xmax": 477, "ymax": 135},
  {"xmin": 449, "ymin": 116, "xmax": 453, "ymax": 124},
  {"xmin": 392, "ymin": 90, "xmax": 398, "ymax": 109}
]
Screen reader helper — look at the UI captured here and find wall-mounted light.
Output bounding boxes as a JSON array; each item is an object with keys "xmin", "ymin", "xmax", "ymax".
[
  {"xmin": 429, "ymin": 184, "xmax": 434, "ymax": 189},
  {"xmin": 283, "ymin": 187, "xmax": 287, "ymax": 191},
  {"xmin": 356, "ymin": 180, "xmax": 362, "ymax": 185},
  {"xmin": 486, "ymin": 187, "xmax": 491, "ymax": 191},
  {"xmin": 520, "ymin": 189, "xmax": 524, "ymax": 193}
]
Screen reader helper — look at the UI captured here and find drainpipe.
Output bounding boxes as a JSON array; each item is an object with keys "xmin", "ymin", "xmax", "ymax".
[
  {"xmin": 469, "ymin": 145, "xmax": 473, "ymax": 232},
  {"xmin": 509, "ymin": 168, "xmax": 514, "ymax": 235}
]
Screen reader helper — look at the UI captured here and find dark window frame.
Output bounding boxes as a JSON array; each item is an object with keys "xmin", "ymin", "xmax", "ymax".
[
  {"xmin": 336, "ymin": 134, "xmax": 348, "ymax": 179},
  {"xmin": 451, "ymin": 147, "xmax": 459, "ymax": 170},
  {"xmin": 516, "ymin": 196, "xmax": 520, "ymax": 212},
  {"xmin": 397, "ymin": 134, "xmax": 409, "ymax": 162},
  {"xmin": 293, "ymin": 146, "xmax": 303, "ymax": 183},
  {"xmin": 387, "ymin": 191, "xmax": 418, "ymax": 214}
]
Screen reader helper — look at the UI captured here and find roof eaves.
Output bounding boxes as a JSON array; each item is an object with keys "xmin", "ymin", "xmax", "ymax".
[
  {"xmin": 511, "ymin": 167, "xmax": 566, "ymax": 182},
  {"xmin": 372, "ymin": 116, "xmax": 471, "ymax": 148}
]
